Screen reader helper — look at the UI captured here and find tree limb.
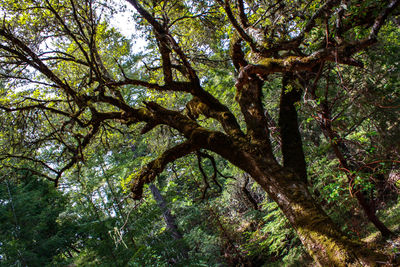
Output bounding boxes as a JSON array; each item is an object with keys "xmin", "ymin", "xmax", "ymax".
[{"xmin": 130, "ymin": 141, "xmax": 199, "ymax": 199}]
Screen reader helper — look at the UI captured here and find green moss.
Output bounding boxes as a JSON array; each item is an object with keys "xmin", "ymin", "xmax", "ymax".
[
  {"xmin": 256, "ymin": 57, "xmax": 282, "ymax": 68},
  {"xmin": 186, "ymin": 98, "xmax": 210, "ymax": 119}
]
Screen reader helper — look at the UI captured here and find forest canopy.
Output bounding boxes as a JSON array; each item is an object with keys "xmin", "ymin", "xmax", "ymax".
[{"xmin": 0, "ymin": 0, "xmax": 400, "ymax": 266}]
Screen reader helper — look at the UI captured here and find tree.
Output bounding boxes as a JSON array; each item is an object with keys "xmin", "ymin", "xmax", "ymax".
[
  {"xmin": 0, "ymin": 174, "xmax": 76, "ymax": 266},
  {"xmin": 0, "ymin": 0, "xmax": 399, "ymax": 265}
]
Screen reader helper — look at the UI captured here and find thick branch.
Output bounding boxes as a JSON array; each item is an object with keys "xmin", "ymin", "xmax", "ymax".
[
  {"xmin": 130, "ymin": 141, "xmax": 199, "ymax": 199},
  {"xmin": 111, "ymin": 78, "xmax": 244, "ymax": 138},
  {"xmin": 156, "ymin": 33, "xmax": 173, "ymax": 83},
  {"xmin": 126, "ymin": 0, "xmax": 198, "ymax": 81},
  {"xmin": 0, "ymin": 28, "xmax": 85, "ymax": 107},
  {"xmin": 107, "ymin": 79, "xmax": 192, "ymax": 92},
  {"xmin": 185, "ymin": 96, "xmax": 244, "ymax": 137},
  {"xmin": 230, "ymin": 37, "xmax": 248, "ymax": 70},
  {"xmin": 109, "ymin": 75, "xmax": 244, "ymax": 138},
  {"xmin": 235, "ymin": 40, "xmax": 373, "ymax": 91},
  {"xmin": 236, "ymin": 77, "xmax": 271, "ymax": 151},
  {"xmin": 218, "ymin": 0, "xmax": 258, "ymax": 51}
]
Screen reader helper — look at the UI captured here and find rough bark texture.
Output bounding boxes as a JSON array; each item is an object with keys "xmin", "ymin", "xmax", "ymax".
[
  {"xmin": 211, "ymin": 77, "xmax": 388, "ymax": 266},
  {"xmin": 240, "ymin": 174, "xmax": 259, "ymax": 211}
]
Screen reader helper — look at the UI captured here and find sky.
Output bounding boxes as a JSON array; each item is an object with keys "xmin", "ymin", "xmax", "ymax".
[{"xmin": 109, "ymin": 0, "xmax": 147, "ymax": 52}]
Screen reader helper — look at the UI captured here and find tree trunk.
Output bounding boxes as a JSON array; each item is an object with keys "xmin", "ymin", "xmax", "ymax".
[
  {"xmin": 354, "ymin": 189, "xmax": 393, "ymax": 238},
  {"xmin": 149, "ymin": 184, "xmax": 183, "ymax": 240},
  {"xmin": 276, "ymin": 76, "xmax": 384, "ymax": 263},
  {"xmin": 212, "ymin": 138, "xmax": 387, "ymax": 266},
  {"xmin": 240, "ymin": 174, "xmax": 259, "ymax": 210},
  {"xmin": 249, "ymin": 162, "xmax": 387, "ymax": 266}
]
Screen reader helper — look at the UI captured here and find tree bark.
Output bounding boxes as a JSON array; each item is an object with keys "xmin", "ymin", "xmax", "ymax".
[
  {"xmin": 239, "ymin": 174, "xmax": 259, "ymax": 210},
  {"xmin": 354, "ymin": 190, "xmax": 393, "ymax": 238},
  {"xmin": 200, "ymin": 76, "xmax": 388, "ymax": 266},
  {"xmin": 123, "ymin": 1, "xmax": 400, "ymax": 264}
]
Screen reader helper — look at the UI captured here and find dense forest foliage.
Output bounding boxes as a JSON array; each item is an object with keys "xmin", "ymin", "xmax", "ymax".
[{"xmin": 0, "ymin": 0, "xmax": 400, "ymax": 266}]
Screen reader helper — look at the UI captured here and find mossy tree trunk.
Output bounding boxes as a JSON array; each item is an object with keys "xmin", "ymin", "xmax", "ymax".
[
  {"xmin": 224, "ymin": 142, "xmax": 386, "ymax": 266},
  {"xmin": 252, "ymin": 167, "xmax": 385, "ymax": 266}
]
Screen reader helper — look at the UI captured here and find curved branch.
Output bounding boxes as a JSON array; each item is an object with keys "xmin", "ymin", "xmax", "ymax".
[
  {"xmin": 107, "ymin": 79, "xmax": 192, "ymax": 92},
  {"xmin": 130, "ymin": 141, "xmax": 199, "ymax": 199},
  {"xmin": 0, "ymin": 165, "xmax": 57, "ymax": 183},
  {"xmin": 125, "ymin": 1, "xmax": 245, "ymax": 139},
  {"xmin": 109, "ymin": 76, "xmax": 244, "ymax": 138},
  {"xmin": 197, "ymin": 151, "xmax": 210, "ymax": 200},
  {"xmin": 235, "ymin": 40, "xmax": 370, "ymax": 91},
  {"xmin": 0, "ymin": 103, "xmax": 78, "ymax": 121},
  {"xmin": 218, "ymin": 0, "xmax": 258, "ymax": 51},
  {"xmin": 185, "ymin": 96, "xmax": 244, "ymax": 137},
  {"xmin": 197, "ymin": 150, "xmax": 222, "ymax": 199},
  {"xmin": 0, "ymin": 28, "xmax": 85, "ymax": 107},
  {"xmin": 293, "ymin": 0, "xmax": 339, "ymax": 42},
  {"xmin": 370, "ymin": 0, "xmax": 400, "ymax": 39},
  {"xmin": 0, "ymin": 154, "xmax": 59, "ymax": 175},
  {"xmin": 168, "ymin": 12, "xmax": 213, "ymax": 28},
  {"xmin": 53, "ymin": 119, "xmax": 102, "ymax": 186}
]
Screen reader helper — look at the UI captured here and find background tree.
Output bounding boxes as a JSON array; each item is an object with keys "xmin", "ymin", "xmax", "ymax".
[{"xmin": 0, "ymin": 172, "xmax": 77, "ymax": 266}]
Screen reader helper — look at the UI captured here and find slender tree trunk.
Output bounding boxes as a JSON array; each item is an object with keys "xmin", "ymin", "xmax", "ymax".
[
  {"xmin": 354, "ymin": 191, "xmax": 393, "ymax": 237},
  {"xmin": 149, "ymin": 184, "xmax": 183, "ymax": 240},
  {"xmin": 240, "ymin": 174, "xmax": 259, "ymax": 211},
  {"xmin": 149, "ymin": 184, "xmax": 189, "ymax": 263}
]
